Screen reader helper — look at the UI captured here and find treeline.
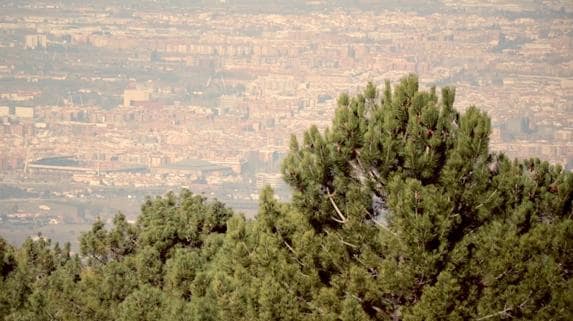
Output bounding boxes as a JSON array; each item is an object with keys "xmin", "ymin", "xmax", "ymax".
[{"xmin": 1, "ymin": 75, "xmax": 572, "ymax": 320}]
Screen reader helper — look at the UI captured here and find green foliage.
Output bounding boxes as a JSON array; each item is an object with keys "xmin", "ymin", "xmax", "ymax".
[
  {"xmin": 0, "ymin": 75, "xmax": 571, "ymax": 320},
  {"xmin": 116, "ymin": 285, "xmax": 167, "ymax": 321}
]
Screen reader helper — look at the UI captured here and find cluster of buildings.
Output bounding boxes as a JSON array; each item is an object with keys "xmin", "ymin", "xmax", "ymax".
[{"xmin": 0, "ymin": 0, "xmax": 572, "ymax": 227}]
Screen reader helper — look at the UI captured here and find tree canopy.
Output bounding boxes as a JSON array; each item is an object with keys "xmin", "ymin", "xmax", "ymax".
[{"xmin": 1, "ymin": 74, "xmax": 572, "ymax": 320}]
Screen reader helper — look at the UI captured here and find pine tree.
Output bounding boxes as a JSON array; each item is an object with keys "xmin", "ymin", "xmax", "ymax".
[
  {"xmin": 280, "ymin": 74, "xmax": 573, "ymax": 320},
  {"xmin": 0, "ymin": 75, "xmax": 571, "ymax": 320}
]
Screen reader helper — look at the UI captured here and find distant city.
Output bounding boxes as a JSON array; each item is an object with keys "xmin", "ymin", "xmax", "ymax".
[{"xmin": 0, "ymin": 0, "xmax": 572, "ymax": 249}]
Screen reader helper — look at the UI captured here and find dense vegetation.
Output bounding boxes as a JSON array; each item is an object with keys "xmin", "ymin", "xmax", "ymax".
[{"xmin": 1, "ymin": 75, "xmax": 572, "ymax": 320}]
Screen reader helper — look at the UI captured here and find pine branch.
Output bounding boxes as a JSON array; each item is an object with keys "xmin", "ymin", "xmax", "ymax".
[
  {"xmin": 475, "ymin": 190, "xmax": 497, "ymax": 209},
  {"xmin": 475, "ymin": 305, "xmax": 512, "ymax": 320},
  {"xmin": 494, "ymin": 267, "xmax": 512, "ymax": 281},
  {"xmin": 326, "ymin": 187, "xmax": 348, "ymax": 223},
  {"xmin": 331, "ymin": 216, "xmax": 346, "ymax": 224},
  {"xmin": 475, "ymin": 297, "xmax": 529, "ymax": 321},
  {"xmin": 325, "ymin": 230, "xmax": 358, "ymax": 248},
  {"xmin": 339, "ymin": 238, "xmax": 358, "ymax": 249},
  {"xmin": 282, "ymin": 239, "xmax": 306, "ymax": 267}
]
